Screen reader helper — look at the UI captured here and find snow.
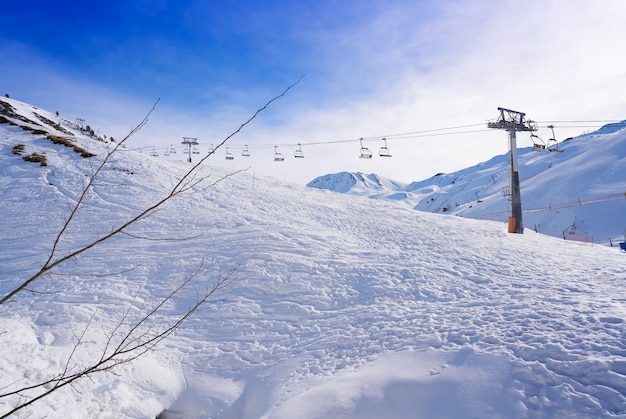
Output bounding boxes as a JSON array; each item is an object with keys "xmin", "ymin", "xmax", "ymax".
[
  {"xmin": 307, "ymin": 172, "xmax": 408, "ymax": 195},
  {"xmin": 308, "ymin": 124, "xmax": 626, "ymax": 245},
  {"xmin": 1, "ymin": 97, "xmax": 626, "ymax": 418}
]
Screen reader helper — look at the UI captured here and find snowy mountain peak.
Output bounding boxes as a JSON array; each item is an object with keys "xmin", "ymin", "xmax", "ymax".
[{"xmin": 307, "ymin": 171, "xmax": 407, "ymax": 194}]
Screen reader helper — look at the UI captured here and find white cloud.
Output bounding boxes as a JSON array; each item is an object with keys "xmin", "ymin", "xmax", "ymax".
[
  {"xmin": 3, "ymin": 0, "xmax": 625, "ymax": 184},
  {"xmin": 241, "ymin": 0, "xmax": 626, "ymax": 183}
]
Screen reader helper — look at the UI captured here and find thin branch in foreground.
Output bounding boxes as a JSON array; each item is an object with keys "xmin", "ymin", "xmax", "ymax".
[
  {"xmin": 0, "ymin": 78, "xmax": 300, "ymax": 417},
  {"xmin": 1, "ymin": 76, "xmax": 302, "ymax": 305},
  {"xmin": 0, "ymin": 266, "xmax": 237, "ymax": 418},
  {"xmin": 174, "ymin": 75, "xmax": 305, "ymax": 194},
  {"xmin": 0, "ymin": 100, "xmax": 160, "ymax": 305}
]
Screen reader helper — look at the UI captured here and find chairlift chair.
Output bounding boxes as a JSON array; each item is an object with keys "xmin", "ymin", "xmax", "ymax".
[
  {"xmin": 242, "ymin": 145, "xmax": 251, "ymax": 157},
  {"xmin": 546, "ymin": 124, "xmax": 564, "ymax": 153},
  {"xmin": 378, "ymin": 137, "xmax": 392, "ymax": 157},
  {"xmin": 225, "ymin": 147, "xmax": 234, "ymax": 160},
  {"xmin": 149, "ymin": 150, "xmax": 159, "ymax": 157},
  {"xmin": 546, "ymin": 138, "xmax": 561, "ymax": 152},
  {"xmin": 274, "ymin": 145, "xmax": 285, "ymax": 162},
  {"xmin": 169, "ymin": 145, "xmax": 177, "ymax": 154},
  {"xmin": 192, "ymin": 146, "xmax": 200, "ymax": 155},
  {"xmin": 530, "ymin": 134, "xmax": 546, "ymax": 151},
  {"xmin": 294, "ymin": 143, "xmax": 305, "ymax": 158},
  {"xmin": 208, "ymin": 144, "xmax": 215, "ymax": 155},
  {"xmin": 359, "ymin": 138, "xmax": 372, "ymax": 159}
]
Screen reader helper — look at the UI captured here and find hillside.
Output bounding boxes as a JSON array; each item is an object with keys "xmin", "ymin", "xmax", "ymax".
[
  {"xmin": 1, "ymin": 97, "xmax": 626, "ymax": 418},
  {"xmin": 308, "ymin": 124, "xmax": 626, "ymax": 246}
]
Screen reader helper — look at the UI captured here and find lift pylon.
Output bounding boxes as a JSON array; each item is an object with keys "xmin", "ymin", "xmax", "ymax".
[
  {"xmin": 487, "ymin": 107, "xmax": 537, "ymax": 234},
  {"xmin": 181, "ymin": 137, "xmax": 199, "ymax": 163}
]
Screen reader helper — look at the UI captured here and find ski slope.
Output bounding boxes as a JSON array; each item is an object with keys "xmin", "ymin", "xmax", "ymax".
[{"xmin": 1, "ymin": 97, "xmax": 626, "ymax": 418}]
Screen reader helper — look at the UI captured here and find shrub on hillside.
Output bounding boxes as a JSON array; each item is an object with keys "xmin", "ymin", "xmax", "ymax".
[
  {"xmin": 12, "ymin": 143, "xmax": 47, "ymax": 166},
  {"xmin": 12, "ymin": 144, "xmax": 26, "ymax": 155},
  {"xmin": 22, "ymin": 152, "xmax": 47, "ymax": 166},
  {"xmin": 47, "ymin": 135, "xmax": 74, "ymax": 146},
  {"xmin": 79, "ymin": 149, "xmax": 96, "ymax": 158},
  {"xmin": 46, "ymin": 135, "xmax": 96, "ymax": 158}
]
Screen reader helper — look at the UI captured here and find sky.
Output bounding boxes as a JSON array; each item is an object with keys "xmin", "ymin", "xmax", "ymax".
[{"xmin": 2, "ymin": 0, "xmax": 626, "ymax": 184}]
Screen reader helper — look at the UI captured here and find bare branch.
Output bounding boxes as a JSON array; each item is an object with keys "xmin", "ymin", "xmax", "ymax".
[
  {"xmin": 1, "ymin": 77, "xmax": 301, "ymax": 304},
  {"xmin": 0, "ymin": 79, "xmax": 300, "ymax": 417},
  {"xmin": 0, "ymin": 100, "xmax": 160, "ymax": 305},
  {"xmin": 170, "ymin": 75, "xmax": 305, "ymax": 196},
  {"xmin": 0, "ymin": 267, "xmax": 237, "ymax": 419},
  {"xmin": 177, "ymin": 167, "xmax": 250, "ymax": 196}
]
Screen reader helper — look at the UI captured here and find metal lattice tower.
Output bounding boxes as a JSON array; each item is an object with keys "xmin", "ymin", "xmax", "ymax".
[
  {"xmin": 487, "ymin": 107, "xmax": 537, "ymax": 234},
  {"xmin": 181, "ymin": 137, "xmax": 199, "ymax": 163}
]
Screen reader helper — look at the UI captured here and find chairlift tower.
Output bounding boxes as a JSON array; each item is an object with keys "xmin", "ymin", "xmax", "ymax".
[
  {"xmin": 181, "ymin": 137, "xmax": 199, "ymax": 163},
  {"xmin": 487, "ymin": 107, "xmax": 537, "ymax": 234}
]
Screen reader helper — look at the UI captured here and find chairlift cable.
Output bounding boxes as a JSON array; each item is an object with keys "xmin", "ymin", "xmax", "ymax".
[
  {"xmin": 535, "ymin": 119, "xmax": 623, "ymax": 124},
  {"xmin": 151, "ymin": 118, "xmax": 621, "ymax": 156}
]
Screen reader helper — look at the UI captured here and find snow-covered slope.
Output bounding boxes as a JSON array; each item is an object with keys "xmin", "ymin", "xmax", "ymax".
[
  {"xmin": 307, "ymin": 171, "xmax": 409, "ymax": 198},
  {"xmin": 0, "ymin": 96, "xmax": 110, "ymax": 142},
  {"xmin": 308, "ymin": 124, "xmax": 626, "ymax": 245},
  {"xmin": 1, "ymin": 98, "xmax": 626, "ymax": 418}
]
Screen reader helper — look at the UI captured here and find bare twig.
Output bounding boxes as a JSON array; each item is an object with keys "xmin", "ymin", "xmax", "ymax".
[
  {"xmin": 0, "ymin": 267, "xmax": 237, "ymax": 418},
  {"xmin": 0, "ymin": 76, "xmax": 302, "ymax": 305},
  {"xmin": 0, "ymin": 100, "xmax": 160, "ymax": 305},
  {"xmin": 0, "ymin": 78, "xmax": 301, "ymax": 417}
]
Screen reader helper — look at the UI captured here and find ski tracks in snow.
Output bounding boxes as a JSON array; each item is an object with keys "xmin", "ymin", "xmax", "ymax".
[
  {"xmin": 151, "ymin": 175, "xmax": 626, "ymax": 417},
  {"xmin": 2, "ymin": 144, "xmax": 626, "ymax": 417}
]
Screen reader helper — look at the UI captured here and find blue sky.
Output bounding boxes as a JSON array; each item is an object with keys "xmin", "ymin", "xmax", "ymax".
[{"xmin": 2, "ymin": 0, "xmax": 626, "ymax": 184}]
